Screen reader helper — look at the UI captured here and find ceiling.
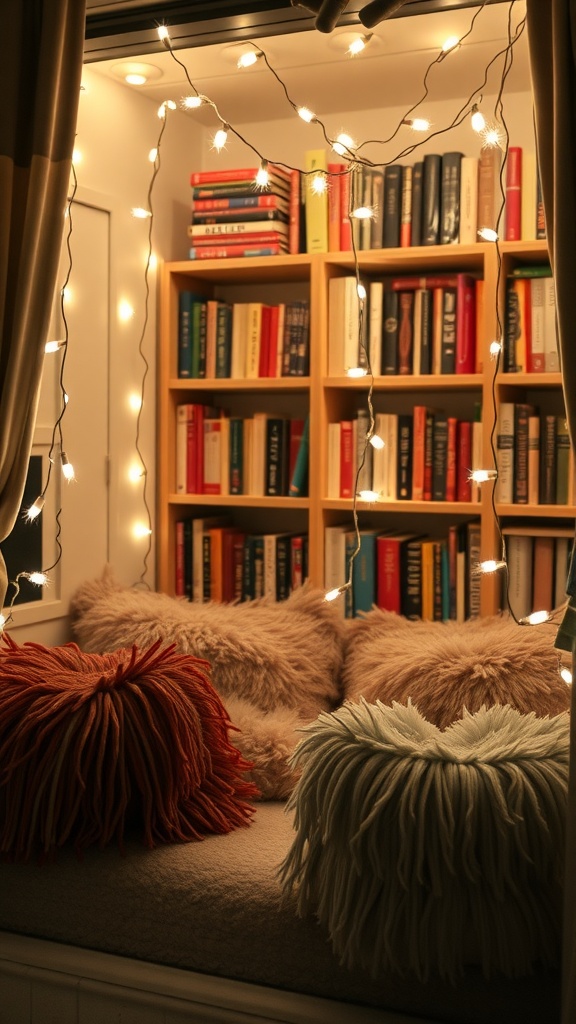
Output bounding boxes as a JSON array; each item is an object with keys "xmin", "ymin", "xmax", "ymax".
[{"xmin": 88, "ymin": 1, "xmax": 531, "ymax": 125}]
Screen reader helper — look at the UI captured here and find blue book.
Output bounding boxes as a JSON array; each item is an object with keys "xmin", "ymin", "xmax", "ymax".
[
  {"xmin": 229, "ymin": 417, "xmax": 244, "ymax": 495},
  {"xmin": 352, "ymin": 530, "xmax": 378, "ymax": 616},
  {"xmin": 288, "ymin": 415, "xmax": 309, "ymax": 497}
]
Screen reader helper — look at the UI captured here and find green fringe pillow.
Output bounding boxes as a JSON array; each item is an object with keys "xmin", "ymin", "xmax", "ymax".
[
  {"xmin": 280, "ymin": 699, "xmax": 569, "ymax": 981},
  {"xmin": 0, "ymin": 635, "xmax": 257, "ymax": 861}
]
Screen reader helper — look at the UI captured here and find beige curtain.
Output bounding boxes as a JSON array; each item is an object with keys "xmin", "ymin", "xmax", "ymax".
[
  {"xmin": 0, "ymin": 0, "xmax": 86, "ymax": 607},
  {"xmin": 526, "ymin": 3, "xmax": 576, "ymax": 1021}
]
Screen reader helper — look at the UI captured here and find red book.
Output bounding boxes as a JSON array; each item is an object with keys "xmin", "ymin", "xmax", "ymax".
[
  {"xmin": 339, "ymin": 420, "xmax": 354, "ymax": 498},
  {"xmin": 455, "ymin": 273, "xmax": 477, "ymax": 374},
  {"xmin": 190, "ymin": 165, "xmax": 291, "ymax": 187},
  {"xmin": 456, "ymin": 421, "xmax": 473, "ymax": 502},
  {"xmin": 258, "ymin": 305, "xmax": 272, "ymax": 378},
  {"xmin": 391, "ymin": 274, "xmax": 459, "ymax": 291},
  {"xmin": 397, "ymin": 291, "xmax": 414, "ymax": 375},
  {"xmin": 186, "ymin": 404, "xmax": 203, "ymax": 493},
  {"xmin": 188, "ymin": 227, "xmax": 288, "ymax": 243},
  {"xmin": 175, "ymin": 520, "xmax": 185, "ymax": 598},
  {"xmin": 328, "ymin": 162, "xmax": 345, "ymax": 251},
  {"xmin": 188, "ymin": 243, "xmax": 284, "ymax": 260},
  {"xmin": 291, "ymin": 534, "xmax": 304, "ymax": 590},
  {"xmin": 412, "ymin": 405, "xmax": 428, "ymax": 501},
  {"xmin": 445, "ymin": 417, "xmax": 458, "ymax": 501},
  {"xmin": 222, "ymin": 528, "xmax": 245, "ymax": 603},
  {"xmin": 266, "ymin": 304, "xmax": 280, "ymax": 377},
  {"xmin": 192, "ymin": 195, "xmax": 288, "ymax": 212},
  {"xmin": 504, "ymin": 146, "xmax": 522, "ymax": 241},
  {"xmin": 376, "ymin": 533, "xmax": 414, "ymax": 612},
  {"xmin": 289, "ymin": 169, "xmax": 301, "ymax": 255},
  {"xmin": 340, "ymin": 170, "xmax": 352, "ymax": 251}
]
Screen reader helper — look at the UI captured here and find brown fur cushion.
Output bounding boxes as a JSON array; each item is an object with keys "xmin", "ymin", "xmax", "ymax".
[
  {"xmin": 342, "ymin": 609, "xmax": 571, "ymax": 729},
  {"xmin": 70, "ymin": 569, "xmax": 345, "ymax": 798}
]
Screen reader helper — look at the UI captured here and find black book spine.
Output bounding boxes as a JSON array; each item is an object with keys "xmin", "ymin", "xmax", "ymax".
[
  {"xmin": 421, "ymin": 154, "xmax": 441, "ymax": 245},
  {"xmin": 513, "ymin": 403, "xmax": 532, "ymax": 504},
  {"xmin": 403, "ymin": 540, "xmax": 423, "ymax": 619},
  {"xmin": 397, "ymin": 413, "xmax": 413, "ymax": 499},
  {"xmin": 504, "ymin": 282, "xmax": 520, "ymax": 373},
  {"xmin": 432, "ymin": 414, "xmax": 448, "ymax": 500},
  {"xmin": 440, "ymin": 152, "xmax": 463, "ymax": 244},
  {"xmin": 440, "ymin": 286, "xmax": 457, "ymax": 374},
  {"xmin": 382, "ymin": 164, "xmax": 402, "ymax": 247},
  {"xmin": 419, "ymin": 287, "xmax": 432, "ymax": 374},
  {"xmin": 382, "ymin": 289, "xmax": 399, "ymax": 374},
  {"xmin": 411, "ymin": 161, "xmax": 424, "ymax": 246}
]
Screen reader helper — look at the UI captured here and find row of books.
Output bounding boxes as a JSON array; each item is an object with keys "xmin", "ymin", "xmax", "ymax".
[
  {"xmin": 503, "ymin": 267, "xmax": 559, "ymax": 373},
  {"xmin": 504, "ymin": 526, "xmax": 573, "ymax": 620},
  {"xmin": 496, "ymin": 407, "xmax": 574, "ymax": 506},
  {"xmin": 178, "ymin": 296, "xmax": 310, "ymax": 379},
  {"xmin": 328, "ymin": 271, "xmax": 480, "ymax": 377},
  {"xmin": 325, "ymin": 521, "xmax": 481, "ymax": 620},
  {"xmin": 176, "ymin": 405, "xmax": 309, "ymax": 497},
  {"xmin": 328, "ymin": 408, "xmax": 482, "ymax": 504},
  {"xmin": 175, "ymin": 516, "xmax": 308, "ymax": 603},
  {"xmin": 188, "ymin": 164, "xmax": 292, "ymax": 259}
]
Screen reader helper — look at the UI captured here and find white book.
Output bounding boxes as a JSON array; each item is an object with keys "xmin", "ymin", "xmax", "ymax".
[
  {"xmin": 176, "ymin": 404, "xmax": 191, "ymax": 494},
  {"xmin": 328, "ymin": 276, "xmax": 359, "ymax": 375},
  {"xmin": 327, "ymin": 422, "xmax": 341, "ymax": 498},
  {"xmin": 203, "ymin": 419, "xmax": 222, "ymax": 493},
  {"xmin": 356, "ymin": 408, "xmax": 372, "ymax": 493},
  {"xmin": 505, "ymin": 534, "xmax": 534, "ymax": 620},
  {"xmin": 459, "ymin": 156, "xmax": 478, "ymax": 244},
  {"xmin": 324, "ymin": 524, "xmax": 347, "ymax": 615},
  {"xmin": 245, "ymin": 302, "xmax": 263, "ymax": 378},
  {"xmin": 496, "ymin": 402, "xmax": 515, "ymax": 503},
  {"xmin": 368, "ymin": 280, "xmax": 383, "ymax": 375},
  {"xmin": 230, "ymin": 303, "xmax": 248, "ymax": 379},
  {"xmin": 250, "ymin": 412, "xmax": 268, "ymax": 496},
  {"xmin": 543, "ymin": 276, "xmax": 560, "ymax": 372},
  {"xmin": 530, "ymin": 278, "xmax": 546, "ymax": 372}
]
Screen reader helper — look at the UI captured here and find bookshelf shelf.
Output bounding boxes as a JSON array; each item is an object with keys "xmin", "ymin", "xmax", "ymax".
[{"xmin": 158, "ymin": 238, "xmax": 571, "ymax": 618}]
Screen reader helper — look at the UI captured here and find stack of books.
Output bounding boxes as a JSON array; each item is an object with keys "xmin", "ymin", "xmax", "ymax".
[{"xmin": 188, "ymin": 165, "xmax": 292, "ymax": 259}]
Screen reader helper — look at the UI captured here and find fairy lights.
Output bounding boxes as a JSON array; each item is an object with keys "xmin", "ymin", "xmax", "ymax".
[{"xmin": 298, "ymin": 106, "xmax": 315, "ymax": 123}]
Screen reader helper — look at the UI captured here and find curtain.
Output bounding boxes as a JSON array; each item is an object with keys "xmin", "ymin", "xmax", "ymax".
[
  {"xmin": 525, "ymin": 3, "xmax": 576, "ymax": 1022},
  {"xmin": 0, "ymin": 0, "xmax": 86, "ymax": 608}
]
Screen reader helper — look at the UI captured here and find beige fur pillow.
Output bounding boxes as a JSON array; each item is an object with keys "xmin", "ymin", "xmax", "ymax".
[
  {"xmin": 342, "ymin": 609, "xmax": 571, "ymax": 729},
  {"xmin": 70, "ymin": 570, "xmax": 345, "ymax": 798}
]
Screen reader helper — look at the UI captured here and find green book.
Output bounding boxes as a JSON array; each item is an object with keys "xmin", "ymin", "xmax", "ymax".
[{"xmin": 288, "ymin": 415, "xmax": 309, "ymax": 497}]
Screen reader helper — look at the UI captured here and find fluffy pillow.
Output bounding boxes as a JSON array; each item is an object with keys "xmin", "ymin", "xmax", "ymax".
[
  {"xmin": 224, "ymin": 695, "xmax": 303, "ymax": 800},
  {"xmin": 0, "ymin": 634, "xmax": 257, "ymax": 861},
  {"xmin": 342, "ymin": 610, "xmax": 571, "ymax": 728},
  {"xmin": 280, "ymin": 699, "xmax": 568, "ymax": 981}
]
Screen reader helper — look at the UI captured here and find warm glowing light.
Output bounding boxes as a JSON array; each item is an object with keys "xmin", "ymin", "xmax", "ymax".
[
  {"xmin": 325, "ymin": 583, "xmax": 350, "ymax": 602},
  {"xmin": 470, "ymin": 104, "xmax": 486, "ymax": 132},
  {"xmin": 62, "ymin": 286, "xmax": 73, "ymax": 304},
  {"xmin": 352, "ymin": 206, "xmax": 373, "ymax": 220},
  {"xmin": 483, "ymin": 126, "xmax": 503, "ymax": 148},
  {"xmin": 490, "ymin": 340, "xmax": 502, "ymax": 358},
  {"xmin": 118, "ymin": 300, "xmax": 135, "ymax": 322},
  {"xmin": 347, "ymin": 367, "xmax": 368, "ymax": 378},
  {"xmin": 45, "ymin": 339, "xmax": 65, "ymax": 354},
  {"xmin": 72, "ymin": 148, "xmax": 82, "ymax": 165},
  {"xmin": 213, "ymin": 126, "xmax": 229, "ymax": 151},
  {"xmin": 441, "ymin": 36, "xmax": 460, "ymax": 52},
  {"xmin": 126, "ymin": 73, "xmax": 147, "ymax": 85},
  {"xmin": 149, "ymin": 252, "xmax": 158, "ymax": 271},
  {"xmin": 132, "ymin": 207, "xmax": 152, "ymax": 219},
  {"xmin": 237, "ymin": 50, "xmax": 261, "ymax": 68},
  {"xmin": 61, "ymin": 452, "xmax": 75, "ymax": 481},
  {"xmin": 470, "ymin": 468, "xmax": 498, "ymax": 483},
  {"xmin": 157, "ymin": 100, "xmax": 176, "ymax": 119},
  {"xmin": 521, "ymin": 610, "xmax": 551, "ymax": 625},
  {"xmin": 182, "ymin": 95, "xmax": 203, "ymax": 109},
  {"xmin": 370, "ymin": 434, "xmax": 385, "ymax": 450},
  {"xmin": 27, "ymin": 572, "xmax": 48, "ymax": 587},
  {"xmin": 26, "ymin": 496, "xmax": 45, "ymax": 521},
  {"xmin": 478, "ymin": 559, "xmax": 506, "ymax": 574},
  {"xmin": 358, "ymin": 490, "xmax": 379, "ymax": 502},
  {"xmin": 357, "ymin": 283, "xmax": 367, "ymax": 301},
  {"xmin": 310, "ymin": 173, "xmax": 327, "ymax": 195},
  {"xmin": 133, "ymin": 522, "xmax": 152, "ymax": 539},
  {"xmin": 128, "ymin": 463, "xmax": 144, "ymax": 483},
  {"xmin": 348, "ymin": 34, "xmax": 371, "ymax": 56},
  {"xmin": 561, "ymin": 667, "xmax": 573, "ymax": 684},
  {"xmin": 298, "ymin": 106, "xmax": 315, "ymax": 123},
  {"xmin": 157, "ymin": 25, "xmax": 170, "ymax": 41},
  {"xmin": 333, "ymin": 133, "xmax": 356, "ymax": 156},
  {"xmin": 128, "ymin": 392, "xmax": 142, "ymax": 412},
  {"xmin": 478, "ymin": 227, "xmax": 499, "ymax": 242},
  {"xmin": 148, "ymin": 148, "xmax": 158, "ymax": 162},
  {"xmin": 0, "ymin": 614, "xmax": 6, "ymax": 630},
  {"xmin": 255, "ymin": 163, "xmax": 269, "ymax": 188},
  {"xmin": 403, "ymin": 117, "xmax": 431, "ymax": 132}
]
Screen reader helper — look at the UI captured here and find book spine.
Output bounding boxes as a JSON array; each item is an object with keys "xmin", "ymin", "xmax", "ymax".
[
  {"xmin": 352, "ymin": 533, "xmax": 377, "ymax": 615},
  {"xmin": 504, "ymin": 146, "xmax": 522, "ymax": 241},
  {"xmin": 190, "ymin": 165, "xmax": 291, "ymax": 186},
  {"xmin": 458, "ymin": 156, "xmax": 478, "ymax": 244},
  {"xmin": 340, "ymin": 420, "xmax": 354, "ymax": 498},
  {"xmin": 304, "ymin": 149, "xmax": 329, "ymax": 253},
  {"xmin": 411, "ymin": 405, "xmax": 427, "ymax": 502},
  {"xmin": 440, "ymin": 152, "xmax": 462, "ymax": 244},
  {"xmin": 440, "ymin": 286, "xmax": 457, "ymax": 374},
  {"xmin": 340, "ymin": 169, "xmax": 352, "ymax": 251},
  {"xmin": 421, "ymin": 154, "xmax": 441, "ymax": 245},
  {"xmin": 456, "ymin": 420, "xmax": 472, "ymax": 502},
  {"xmin": 527, "ymin": 414, "xmax": 540, "ymax": 505},
  {"xmin": 175, "ymin": 520, "xmax": 186, "ymax": 597},
  {"xmin": 265, "ymin": 418, "xmax": 288, "ymax": 496},
  {"xmin": 410, "ymin": 161, "xmax": 423, "ymax": 247},
  {"xmin": 513, "ymin": 403, "xmax": 532, "ymax": 504},
  {"xmin": 455, "ymin": 274, "xmax": 476, "ymax": 374},
  {"xmin": 477, "ymin": 145, "xmax": 502, "ymax": 235},
  {"xmin": 377, "ymin": 537, "xmax": 401, "ymax": 613},
  {"xmin": 432, "ymin": 413, "xmax": 448, "ymax": 501},
  {"xmin": 400, "ymin": 166, "xmax": 412, "ymax": 247},
  {"xmin": 189, "ymin": 213, "xmax": 289, "ymax": 232},
  {"xmin": 327, "ymin": 163, "xmax": 344, "ymax": 251},
  {"xmin": 397, "ymin": 291, "xmax": 414, "ymax": 374},
  {"xmin": 178, "ymin": 293, "xmax": 194, "ymax": 378},
  {"xmin": 189, "ymin": 244, "xmax": 283, "ymax": 260},
  {"xmin": 397, "ymin": 414, "xmax": 413, "ymax": 499},
  {"xmin": 555, "ymin": 416, "xmax": 571, "ymax": 505},
  {"xmin": 496, "ymin": 402, "xmax": 515, "ymax": 503},
  {"xmin": 289, "ymin": 415, "xmax": 310, "ymax": 497},
  {"xmin": 543, "ymin": 277, "xmax": 559, "ymax": 371},
  {"xmin": 419, "ymin": 288, "xmax": 433, "ymax": 375},
  {"xmin": 229, "ymin": 417, "xmax": 243, "ymax": 494},
  {"xmin": 382, "ymin": 289, "xmax": 399, "ymax": 375},
  {"xmin": 403, "ymin": 540, "xmax": 423, "ymax": 619},
  {"xmin": 445, "ymin": 417, "xmax": 458, "ymax": 502},
  {"xmin": 192, "ymin": 195, "xmax": 288, "ymax": 212},
  {"xmin": 423, "ymin": 408, "xmax": 434, "ymax": 500},
  {"xmin": 382, "ymin": 164, "xmax": 402, "ymax": 247},
  {"xmin": 370, "ymin": 169, "xmax": 384, "ymax": 249},
  {"xmin": 289, "ymin": 169, "xmax": 301, "ymax": 254}
]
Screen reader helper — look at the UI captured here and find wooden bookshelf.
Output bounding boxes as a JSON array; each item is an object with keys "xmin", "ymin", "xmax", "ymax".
[{"xmin": 157, "ymin": 238, "xmax": 574, "ymax": 616}]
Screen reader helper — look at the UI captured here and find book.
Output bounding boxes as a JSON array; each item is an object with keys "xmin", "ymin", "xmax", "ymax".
[
  {"xmin": 505, "ymin": 533, "xmax": 533, "ymax": 620},
  {"xmin": 191, "ymin": 516, "xmax": 229, "ymax": 602},
  {"xmin": 190, "ymin": 205, "xmax": 289, "ymax": 225},
  {"xmin": 431, "ymin": 412, "xmax": 448, "ymax": 501},
  {"xmin": 356, "ymin": 408, "xmax": 372, "ymax": 494},
  {"xmin": 527, "ymin": 414, "xmax": 540, "ymax": 504},
  {"xmin": 400, "ymin": 165, "xmax": 413, "ymax": 247},
  {"xmin": 289, "ymin": 168, "xmax": 301, "ymax": 255},
  {"xmin": 352, "ymin": 530, "xmax": 378, "ymax": 615},
  {"xmin": 465, "ymin": 520, "xmax": 481, "ymax": 619},
  {"xmin": 543, "ymin": 276, "xmax": 559, "ymax": 371},
  {"xmin": 328, "ymin": 276, "xmax": 360, "ymax": 375},
  {"xmin": 440, "ymin": 151, "xmax": 463, "ymax": 244},
  {"xmin": 327, "ymin": 162, "xmax": 344, "ymax": 251},
  {"xmin": 176, "ymin": 403, "xmax": 193, "ymax": 494},
  {"xmin": 439, "ymin": 286, "xmax": 457, "ymax": 374},
  {"xmin": 397, "ymin": 413, "xmax": 413, "ymax": 500},
  {"xmin": 521, "ymin": 150, "xmax": 537, "ymax": 241},
  {"xmin": 513, "ymin": 403, "xmax": 533, "ymax": 504},
  {"xmin": 504, "ymin": 146, "xmax": 522, "ymax": 241},
  {"xmin": 532, "ymin": 534, "xmax": 555, "ymax": 615},
  {"xmin": 382, "ymin": 288, "xmax": 400, "ymax": 375},
  {"xmin": 445, "ymin": 417, "xmax": 458, "ymax": 502},
  {"xmin": 215, "ymin": 302, "xmax": 232, "ymax": 378},
  {"xmin": 188, "ymin": 217, "xmax": 289, "ymax": 237},
  {"xmin": 556, "ymin": 416, "xmax": 571, "ymax": 505},
  {"xmin": 265, "ymin": 417, "xmax": 289, "ymax": 496},
  {"xmin": 191, "ymin": 193, "xmax": 289, "ymax": 214},
  {"xmin": 397, "ymin": 290, "xmax": 414, "ymax": 374},
  {"xmin": 410, "ymin": 161, "xmax": 423, "ymax": 246},
  {"xmin": 242, "ymin": 535, "xmax": 265, "ymax": 601},
  {"xmin": 455, "ymin": 274, "xmax": 477, "ymax": 374},
  {"xmin": 456, "ymin": 420, "xmax": 472, "ymax": 502},
  {"xmin": 327, "ymin": 422, "xmax": 341, "ymax": 498},
  {"xmin": 458, "ymin": 156, "xmax": 478, "ymax": 244},
  {"xmin": 340, "ymin": 168, "xmax": 352, "ymax": 251},
  {"xmin": 421, "ymin": 539, "xmax": 435, "ymax": 620},
  {"xmin": 403, "ymin": 538, "xmax": 423, "ymax": 619},
  {"xmin": 411, "ymin": 404, "xmax": 428, "ymax": 502},
  {"xmin": 504, "ymin": 277, "xmax": 530, "ymax": 372},
  {"xmin": 324, "ymin": 524, "xmax": 348, "ymax": 612},
  {"xmin": 190, "ymin": 165, "xmax": 291, "ymax": 189},
  {"xmin": 188, "ymin": 244, "xmax": 286, "ymax": 260},
  {"xmin": 289, "ymin": 415, "xmax": 310, "ymax": 497},
  {"xmin": 340, "ymin": 420, "xmax": 355, "ymax": 499},
  {"xmin": 178, "ymin": 291, "xmax": 202, "ymax": 378},
  {"xmin": 304, "ymin": 149, "xmax": 329, "ymax": 253},
  {"xmin": 229, "ymin": 416, "xmax": 243, "ymax": 494},
  {"xmin": 370, "ymin": 168, "xmax": 385, "ymax": 249},
  {"xmin": 540, "ymin": 414, "xmax": 557, "ymax": 504},
  {"xmin": 245, "ymin": 302, "xmax": 263, "ymax": 378},
  {"xmin": 528, "ymin": 277, "xmax": 546, "ymax": 372},
  {"xmin": 421, "ymin": 154, "xmax": 441, "ymax": 245},
  {"xmin": 376, "ymin": 532, "xmax": 421, "ymax": 613},
  {"xmin": 382, "ymin": 164, "xmax": 402, "ymax": 247},
  {"xmin": 368, "ymin": 281, "xmax": 384, "ymax": 375},
  {"xmin": 477, "ymin": 145, "xmax": 502, "ymax": 235},
  {"xmin": 496, "ymin": 402, "xmax": 515, "ymax": 503}
]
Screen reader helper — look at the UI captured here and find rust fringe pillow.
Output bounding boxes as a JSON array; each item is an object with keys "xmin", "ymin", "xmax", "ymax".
[{"xmin": 0, "ymin": 635, "xmax": 258, "ymax": 861}]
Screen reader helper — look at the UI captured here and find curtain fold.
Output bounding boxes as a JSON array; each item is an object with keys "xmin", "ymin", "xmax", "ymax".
[
  {"xmin": 525, "ymin": 3, "xmax": 576, "ymax": 1021},
  {"xmin": 0, "ymin": 0, "xmax": 86, "ymax": 607}
]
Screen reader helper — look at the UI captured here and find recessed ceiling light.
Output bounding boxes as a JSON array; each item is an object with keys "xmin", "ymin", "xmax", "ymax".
[{"xmin": 111, "ymin": 62, "xmax": 163, "ymax": 86}]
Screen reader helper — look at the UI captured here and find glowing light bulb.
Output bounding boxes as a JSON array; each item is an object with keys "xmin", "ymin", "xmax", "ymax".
[
  {"xmin": 61, "ymin": 452, "xmax": 75, "ymax": 481},
  {"xmin": 478, "ymin": 227, "xmax": 499, "ymax": 242},
  {"xmin": 561, "ymin": 668, "xmax": 573, "ymax": 684},
  {"xmin": 148, "ymin": 148, "xmax": 158, "ymax": 162},
  {"xmin": 128, "ymin": 393, "xmax": 142, "ymax": 412},
  {"xmin": 27, "ymin": 571, "xmax": 48, "ymax": 587},
  {"xmin": 132, "ymin": 207, "xmax": 152, "ymax": 219},
  {"xmin": 333, "ymin": 133, "xmax": 355, "ymax": 156},
  {"xmin": 26, "ymin": 496, "xmax": 45, "ymax": 521},
  {"xmin": 62, "ymin": 286, "xmax": 73, "ymax": 304},
  {"xmin": 237, "ymin": 49, "xmax": 261, "ymax": 68},
  {"xmin": 45, "ymin": 339, "xmax": 65, "ymax": 354},
  {"xmin": 357, "ymin": 283, "xmax": 367, "ymax": 300},
  {"xmin": 157, "ymin": 100, "xmax": 176, "ymax": 119},
  {"xmin": 149, "ymin": 252, "xmax": 158, "ymax": 271},
  {"xmin": 358, "ymin": 490, "xmax": 379, "ymax": 502},
  {"xmin": 310, "ymin": 173, "xmax": 327, "ymax": 195},
  {"xmin": 490, "ymin": 340, "xmax": 502, "ymax": 358},
  {"xmin": 128, "ymin": 463, "xmax": 144, "ymax": 483},
  {"xmin": 352, "ymin": 206, "xmax": 373, "ymax": 220},
  {"xmin": 213, "ymin": 126, "xmax": 229, "ymax": 151},
  {"xmin": 471, "ymin": 104, "xmax": 486, "ymax": 132},
  {"xmin": 72, "ymin": 148, "xmax": 82, "ymax": 165},
  {"xmin": 483, "ymin": 126, "xmax": 503, "ymax": 148},
  {"xmin": 402, "ymin": 117, "xmax": 431, "ymax": 132},
  {"xmin": 348, "ymin": 34, "xmax": 371, "ymax": 56},
  {"xmin": 298, "ymin": 106, "xmax": 315, "ymax": 123},
  {"xmin": 470, "ymin": 468, "xmax": 498, "ymax": 483},
  {"xmin": 325, "ymin": 583, "xmax": 350, "ymax": 602},
  {"xmin": 255, "ymin": 162, "xmax": 269, "ymax": 188},
  {"xmin": 118, "ymin": 300, "xmax": 135, "ymax": 322},
  {"xmin": 133, "ymin": 522, "xmax": 152, "ymax": 539},
  {"xmin": 521, "ymin": 610, "xmax": 551, "ymax": 625},
  {"xmin": 182, "ymin": 95, "xmax": 204, "ymax": 110},
  {"xmin": 478, "ymin": 559, "xmax": 506, "ymax": 574},
  {"xmin": 441, "ymin": 36, "xmax": 460, "ymax": 53},
  {"xmin": 157, "ymin": 25, "xmax": 170, "ymax": 42},
  {"xmin": 370, "ymin": 434, "xmax": 385, "ymax": 450},
  {"xmin": 347, "ymin": 367, "xmax": 368, "ymax": 378},
  {"xmin": 126, "ymin": 73, "xmax": 147, "ymax": 85}
]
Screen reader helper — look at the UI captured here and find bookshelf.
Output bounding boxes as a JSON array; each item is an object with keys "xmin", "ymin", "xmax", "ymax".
[{"xmin": 158, "ymin": 237, "xmax": 573, "ymax": 617}]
